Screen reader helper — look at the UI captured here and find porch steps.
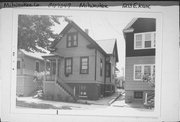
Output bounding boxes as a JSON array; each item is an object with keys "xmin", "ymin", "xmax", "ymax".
[{"xmin": 56, "ymin": 79, "xmax": 77, "ymax": 102}]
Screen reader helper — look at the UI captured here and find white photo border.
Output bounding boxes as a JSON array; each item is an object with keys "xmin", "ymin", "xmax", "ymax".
[{"xmin": 11, "ymin": 7, "xmax": 162, "ymax": 118}]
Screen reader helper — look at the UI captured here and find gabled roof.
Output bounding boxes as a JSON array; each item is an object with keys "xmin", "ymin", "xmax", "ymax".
[
  {"xmin": 123, "ymin": 18, "xmax": 156, "ymax": 33},
  {"xmin": 51, "ymin": 21, "xmax": 106, "ymax": 55},
  {"xmin": 19, "ymin": 49, "xmax": 49, "ymax": 60},
  {"xmin": 96, "ymin": 39, "xmax": 116, "ymax": 54},
  {"xmin": 123, "ymin": 18, "xmax": 138, "ymax": 33},
  {"xmin": 51, "ymin": 21, "xmax": 119, "ymax": 62},
  {"xmin": 96, "ymin": 39, "xmax": 119, "ymax": 62}
]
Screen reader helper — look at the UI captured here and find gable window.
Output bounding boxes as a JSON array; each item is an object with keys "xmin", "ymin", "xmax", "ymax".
[
  {"xmin": 80, "ymin": 57, "xmax": 89, "ymax": 74},
  {"xmin": 100, "ymin": 58, "xmax": 103, "ymax": 76},
  {"xmin": 65, "ymin": 57, "xmax": 73, "ymax": 75},
  {"xmin": 35, "ymin": 61, "xmax": 40, "ymax": 72},
  {"xmin": 134, "ymin": 32, "xmax": 156, "ymax": 50},
  {"xmin": 134, "ymin": 91, "xmax": 143, "ymax": 99},
  {"xmin": 67, "ymin": 32, "xmax": 78, "ymax": 48},
  {"xmin": 17, "ymin": 60, "xmax": 21, "ymax": 69},
  {"xmin": 134, "ymin": 64, "xmax": 155, "ymax": 80},
  {"xmin": 106, "ymin": 63, "xmax": 111, "ymax": 77}
]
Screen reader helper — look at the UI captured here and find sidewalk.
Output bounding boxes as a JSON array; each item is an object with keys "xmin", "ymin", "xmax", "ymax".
[
  {"xmin": 78, "ymin": 92, "xmax": 120, "ymax": 106},
  {"xmin": 16, "ymin": 96, "xmax": 108, "ymax": 110},
  {"xmin": 16, "ymin": 89, "xmax": 124, "ymax": 110},
  {"xmin": 111, "ymin": 92, "xmax": 153, "ymax": 109}
]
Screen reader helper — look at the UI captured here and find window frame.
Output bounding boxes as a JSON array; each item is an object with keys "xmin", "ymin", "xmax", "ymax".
[
  {"xmin": 133, "ymin": 64, "xmax": 155, "ymax": 81},
  {"xmin": 17, "ymin": 60, "xmax": 21, "ymax": 69},
  {"xmin": 134, "ymin": 31, "xmax": 156, "ymax": 50},
  {"xmin": 134, "ymin": 91, "xmax": 143, "ymax": 99},
  {"xmin": 64, "ymin": 57, "xmax": 73, "ymax": 75},
  {"xmin": 80, "ymin": 56, "xmax": 89, "ymax": 74},
  {"xmin": 78, "ymin": 84, "xmax": 87, "ymax": 98},
  {"xmin": 35, "ymin": 61, "xmax": 40, "ymax": 72},
  {"xmin": 66, "ymin": 32, "xmax": 78, "ymax": 48}
]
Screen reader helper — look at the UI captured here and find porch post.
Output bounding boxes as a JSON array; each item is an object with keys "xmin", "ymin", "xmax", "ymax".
[
  {"xmin": 144, "ymin": 92, "xmax": 148, "ymax": 105},
  {"xmin": 44, "ymin": 59, "xmax": 47, "ymax": 81}
]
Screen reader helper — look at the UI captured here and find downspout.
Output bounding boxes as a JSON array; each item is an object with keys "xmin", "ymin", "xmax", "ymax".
[{"xmin": 94, "ymin": 49, "xmax": 97, "ymax": 81}]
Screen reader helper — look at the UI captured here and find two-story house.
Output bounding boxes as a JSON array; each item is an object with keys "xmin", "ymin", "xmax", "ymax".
[
  {"xmin": 42, "ymin": 21, "xmax": 119, "ymax": 101},
  {"xmin": 123, "ymin": 18, "xmax": 156, "ymax": 105}
]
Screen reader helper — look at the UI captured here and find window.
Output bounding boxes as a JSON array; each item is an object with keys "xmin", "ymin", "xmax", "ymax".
[
  {"xmin": 134, "ymin": 32, "xmax": 156, "ymax": 49},
  {"xmin": 17, "ymin": 60, "xmax": 21, "ymax": 69},
  {"xmin": 134, "ymin": 64, "xmax": 155, "ymax": 80},
  {"xmin": 52, "ymin": 61, "xmax": 56, "ymax": 75},
  {"xmin": 80, "ymin": 57, "xmax": 89, "ymax": 74},
  {"xmin": 79, "ymin": 85, "xmax": 87, "ymax": 97},
  {"xmin": 134, "ymin": 91, "xmax": 143, "ymax": 99},
  {"xmin": 35, "ymin": 61, "xmax": 40, "ymax": 72},
  {"xmin": 135, "ymin": 34, "xmax": 143, "ymax": 48},
  {"xmin": 100, "ymin": 58, "xmax": 103, "ymax": 76},
  {"xmin": 67, "ymin": 32, "xmax": 78, "ymax": 48},
  {"xmin": 135, "ymin": 65, "xmax": 142, "ymax": 79},
  {"xmin": 65, "ymin": 57, "xmax": 73, "ymax": 74},
  {"xmin": 106, "ymin": 63, "xmax": 111, "ymax": 77}
]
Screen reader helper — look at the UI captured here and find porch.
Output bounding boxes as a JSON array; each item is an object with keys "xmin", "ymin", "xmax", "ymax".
[{"xmin": 42, "ymin": 54, "xmax": 77, "ymax": 102}]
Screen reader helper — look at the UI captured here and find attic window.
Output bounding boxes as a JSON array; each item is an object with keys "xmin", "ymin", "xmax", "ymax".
[{"xmin": 67, "ymin": 32, "xmax": 78, "ymax": 48}]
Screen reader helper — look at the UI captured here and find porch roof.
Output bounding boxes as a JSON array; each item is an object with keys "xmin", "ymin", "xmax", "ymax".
[{"xmin": 42, "ymin": 54, "xmax": 63, "ymax": 59}]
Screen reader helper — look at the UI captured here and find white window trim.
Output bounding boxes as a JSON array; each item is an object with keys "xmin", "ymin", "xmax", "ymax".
[
  {"xmin": 134, "ymin": 31, "xmax": 156, "ymax": 50},
  {"xmin": 133, "ymin": 64, "xmax": 155, "ymax": 81}
]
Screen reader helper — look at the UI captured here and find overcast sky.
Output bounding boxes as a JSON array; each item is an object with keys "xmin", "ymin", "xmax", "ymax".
[{"xmin": 51, "ymin": 9, "xmax": 139, "ymax": 77}]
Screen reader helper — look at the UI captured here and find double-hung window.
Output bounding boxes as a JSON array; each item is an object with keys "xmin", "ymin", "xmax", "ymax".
[
  {"xmin": 35, "ymin": 61, "xmax": 40, "ymax": 72},
  {"xmin": 134, "ymin": 64, "xmax": 155, "ymax": 80},
  {"xmin": 134, "ymin": 91, "xmax": 143, "ymax": 99},
  {"xmin": 80, "ymin": 57, "xmax": 89, "ymax": 74},
  {"xmin": 134, "ymin": 32, "xmax": 156, "ymax": 49},
  {"xmin": 67, "ymin": 32, "xmax": 78, "ymax": 48},
  {"xmin": 65, "ymin": 57, "xmax": 73, "ymax": 74}
]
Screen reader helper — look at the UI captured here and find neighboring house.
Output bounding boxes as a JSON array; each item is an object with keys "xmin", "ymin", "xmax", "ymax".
[
  {"xmin": 123, "ymin": 18, "xmax": 156, "ymax": 104},
  {"xmin": 115, "ymin": 76, "xmax": 125, "ymax": 89},
  {"xmin": 42, "ymin": 21, "xmax": 119, "ymax": 101},
  {"xmin": 16, "ymin": 49, "xmax": 45, "ymax": 96}
]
